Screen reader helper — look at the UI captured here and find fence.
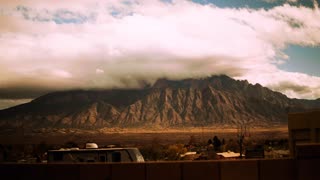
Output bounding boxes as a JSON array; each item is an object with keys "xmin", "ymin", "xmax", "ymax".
[{"xmin": 1, "ymin": 158, "xmax": 319, "ymax": 180}]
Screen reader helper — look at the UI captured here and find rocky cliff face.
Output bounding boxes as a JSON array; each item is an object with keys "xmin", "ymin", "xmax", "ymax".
[{"xmin": 0, "ymin": 75, "xmax": 319, "ymax": 129}]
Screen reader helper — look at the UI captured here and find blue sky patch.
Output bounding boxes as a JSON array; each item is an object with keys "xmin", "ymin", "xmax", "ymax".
[{"xmin": 280, "ymin": 45, "xmax": 320, "ymax": 76}]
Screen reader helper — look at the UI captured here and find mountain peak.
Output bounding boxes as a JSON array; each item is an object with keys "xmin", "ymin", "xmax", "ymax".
[{"xmin": 1, "ymin": 75, "xmax": 319, "ymax": 129}]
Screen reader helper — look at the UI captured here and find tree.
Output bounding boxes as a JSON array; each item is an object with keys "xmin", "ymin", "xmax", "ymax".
[
  {"xmin": 139, "ymin": 137, "xmax": 165, "ymax": 161},
  {"xmin": 238, "ymin": 134, "xmax": 244, "ymax": 158},
  {"xmin": 237, "ymin": 124, "xmax": 250, "ymax": 158},
  {"xmin": 140, "ymin": 144, "xmax": 164, "ymax": 161},
  {"xmin": 213, "ymin": 136, "xmax": 222, "ymax": 151},
  {"xmin": 166, "ymin": 144, "xmax": 187, "ymax": 160}
]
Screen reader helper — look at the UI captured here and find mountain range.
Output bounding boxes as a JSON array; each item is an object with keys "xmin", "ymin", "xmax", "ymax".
[{"xmin": 0, "ymin": 75, "xmax": 319, "ymax": 129}]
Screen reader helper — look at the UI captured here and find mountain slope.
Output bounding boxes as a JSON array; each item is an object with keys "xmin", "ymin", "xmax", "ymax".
[{"xmin": 0, "ymin": 75, "xmax": 319, "ymax": 129}]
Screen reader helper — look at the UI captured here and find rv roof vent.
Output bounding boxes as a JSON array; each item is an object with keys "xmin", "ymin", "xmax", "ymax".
[
  {"xmin": 107, "ymin": 145, "xmax": 116, "ymax": 148},
  {"xmin": 86, "ymin": 143, "xmax": 98, "ymax": 149}
]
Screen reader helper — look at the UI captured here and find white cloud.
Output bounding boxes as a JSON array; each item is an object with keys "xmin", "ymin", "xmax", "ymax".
[
  {"xmin": 51, "ymin": 69, "xmax": 72, "ymax": 78},
  {"xmin": 0, "ymin": 0, "xmax": 319, "ymax": 100},
  {"xmin": 0, "ymin": 99, "xmax": 32, "ymax": 110},
  {"xmin": 238, "ymin": 69, "xmax": 320, "ymax": 99},
  {"xmin": 96, "ymin": 68, "xmax": 104, "ymax": 74}
]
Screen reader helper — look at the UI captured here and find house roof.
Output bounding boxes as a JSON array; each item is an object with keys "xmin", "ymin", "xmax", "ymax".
[{"xmin": 217, "ymin": 151, "xmax": 243, "ymax": 158}]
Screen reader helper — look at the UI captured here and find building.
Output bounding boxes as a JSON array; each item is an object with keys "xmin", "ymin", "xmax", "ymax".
[
  {"xmin": 245, "ymin": 145, "xmax": 265, "ymax": 159},
  {"xmin": 217, "ymin": 151, "xmax": 243, "ymax": 159},
  {"xmin": 288, "ymin": 110, "xmax": 320, "ymax": 158}
]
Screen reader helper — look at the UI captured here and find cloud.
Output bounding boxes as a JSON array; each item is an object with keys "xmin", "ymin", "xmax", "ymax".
[
  {"xmin": 262, "ymin": 0, "xmax": 298, "ymax": 3},
  {"xmin": 239, "ymin": 69, "xmax": 320, "ymax": 99},
  {"xmin": 96, "ymin": 68, "xmax": 105, "ymax": 74},
  {"xmin": 0, "ymin": 99, "xmax": 32, "ymax": 110},
  {"xmin": 0, "ymin": 0, "xmax": 319, "ymax": 106},
  {"xmin": 271, "ymin": 81, "xmax": 312, "ymax": 94}
]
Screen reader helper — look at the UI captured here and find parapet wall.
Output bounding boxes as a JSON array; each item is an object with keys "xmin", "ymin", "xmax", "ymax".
[{"xmin": 1, "ymin": 159, "xmax": 319, "ymax": 180}]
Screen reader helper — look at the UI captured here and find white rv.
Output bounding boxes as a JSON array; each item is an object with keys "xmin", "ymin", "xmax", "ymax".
[{"xmin": 47, "ymin": 143, "xmax": 144, "ymax": 163}]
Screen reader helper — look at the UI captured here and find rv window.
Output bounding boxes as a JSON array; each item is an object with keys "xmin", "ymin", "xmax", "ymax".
[
  {"xmin": 53, "ymin": 152, "xmax": 63, "ymax": 161},
  {"xmin": 109, "ymin": 150, "xmax": 132, "ymax": 162},
  {"xmin": 100, "ymin": 156, "xmax": 106, "ymax": 162},
  {"xmin": 112, "ymin": 152, "xmax": 121, "ymax": 162}
]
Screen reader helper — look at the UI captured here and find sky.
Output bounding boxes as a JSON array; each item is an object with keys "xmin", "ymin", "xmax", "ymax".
[{"xmin": 0, "ymin": 0, "xmax": 319, "ymax": 109}]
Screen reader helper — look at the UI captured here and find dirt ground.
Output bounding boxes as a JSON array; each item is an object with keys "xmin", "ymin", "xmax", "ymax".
[{"xmin": 0, "ymin": 126, "xmax": 288, "ymax": 146}]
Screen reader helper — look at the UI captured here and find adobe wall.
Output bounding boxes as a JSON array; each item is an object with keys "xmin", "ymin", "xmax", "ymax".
[
  {"xmin": 1, "ymin": 159, "xmax": 320, "ymax": 180},
  {"xmin": 288, "ymin": 110, "xmax": 320, "ymax": 157}
]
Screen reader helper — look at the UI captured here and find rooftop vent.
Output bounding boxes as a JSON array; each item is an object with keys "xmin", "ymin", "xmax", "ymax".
[
  {"xmin": 107, "ymin": 145, "xmax": 116, "ymax": 148},
  {"xmin": 85, "ymin": 143, "xmax": 98, "ymax": 149}
]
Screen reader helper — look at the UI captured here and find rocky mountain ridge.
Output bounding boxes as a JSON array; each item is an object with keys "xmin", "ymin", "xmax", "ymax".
[{"xmin": 0, "ymin": 75, "xmax": 319, "ymax": 129}]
